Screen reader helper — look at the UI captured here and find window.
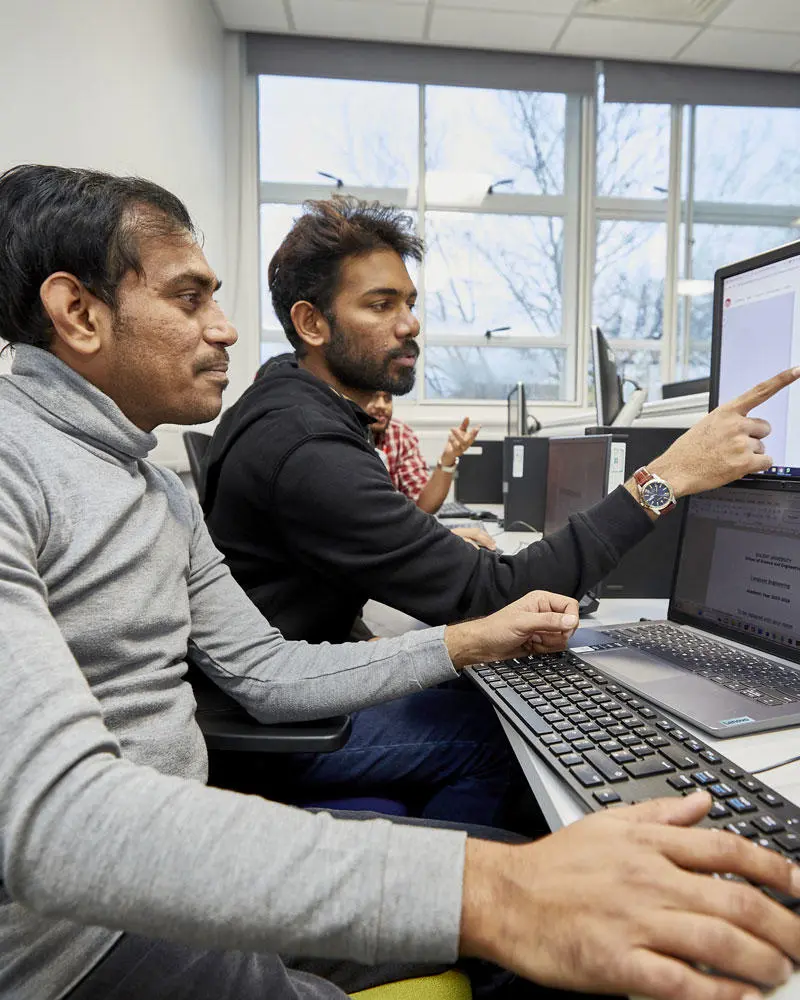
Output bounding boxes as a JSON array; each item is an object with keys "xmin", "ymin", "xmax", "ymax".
[
  {"xmin": 258, "ymin": 76, "xmax": 576, "ymax": 403},
  {"xmin": 256, "ymin": 72, "xmax": 800, "ymax": 405}
]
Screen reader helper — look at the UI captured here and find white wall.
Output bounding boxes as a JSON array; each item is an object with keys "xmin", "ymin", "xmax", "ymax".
[{"xmin": 0, "ymin": 0, "xmax": 237, "ymax": 458}]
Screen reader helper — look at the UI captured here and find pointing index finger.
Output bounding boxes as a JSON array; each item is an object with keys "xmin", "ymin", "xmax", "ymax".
[{"xmin": 727, "ymin": 367, "xmax": 800, "ymax": 416}]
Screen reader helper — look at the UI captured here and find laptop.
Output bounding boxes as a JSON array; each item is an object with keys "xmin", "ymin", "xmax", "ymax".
[
  {"xmin": 570, "ymin": 237, "xmax": 800, "ymax": 738},
  {"xmin": 572, "ymin": 480, "xmax": 800, "ymax": 737}
]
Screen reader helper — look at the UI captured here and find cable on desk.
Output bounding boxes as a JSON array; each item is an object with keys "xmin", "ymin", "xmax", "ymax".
[
  {"xmin": 750, "ymin": 753, "xmax": 800, "ymax": 775},
  {"xmin": 506, "ymin": 520, "xmax": 539, "ymax": 533}
]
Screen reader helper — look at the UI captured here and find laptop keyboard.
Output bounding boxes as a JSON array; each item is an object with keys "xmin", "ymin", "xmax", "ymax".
[
  {"xmin": 469, "ymin": 650, "xmax": 800, "ymax": 911},
  {"xmin": 603, "ymin": 622, "xmax": 800, "ymax": 707}
]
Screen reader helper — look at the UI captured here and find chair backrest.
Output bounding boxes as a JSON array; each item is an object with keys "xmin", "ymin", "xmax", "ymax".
[{"xmin": 182, "ymin": 431, "xmax": 213, "ymax": 493}]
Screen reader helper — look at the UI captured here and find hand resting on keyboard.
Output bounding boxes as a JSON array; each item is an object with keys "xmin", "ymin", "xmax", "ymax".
[{"xmin": 460, "ymin": 791, "xmax": 800, "ymax": 999}]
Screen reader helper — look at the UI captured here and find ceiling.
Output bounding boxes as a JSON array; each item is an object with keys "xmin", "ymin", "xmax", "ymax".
[{"xmin": 212, "ymin": 0, "xmax": 800, "ymax": 73}]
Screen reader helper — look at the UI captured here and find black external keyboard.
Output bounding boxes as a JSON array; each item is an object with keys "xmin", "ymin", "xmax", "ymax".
[
  {"xmin": 469, "ymin": 651, "xmax": 800, "ymax": 908},
  {"xmin": 603, "ymin": 622, "xmax": 800, "ymax": 707},
  {"xmin": 438, "ymin": 502, "xmax": 475, "ymax": 518}
]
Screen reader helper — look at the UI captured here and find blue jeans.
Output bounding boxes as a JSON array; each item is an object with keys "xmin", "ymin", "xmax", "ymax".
[{"xmin": 271, "ymin": 677, "xmax": 524, "ymax": 828}]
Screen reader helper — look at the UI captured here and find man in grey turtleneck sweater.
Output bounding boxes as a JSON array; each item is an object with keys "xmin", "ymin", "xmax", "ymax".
[{"xmin": 3, "ymin": 164, "xmax": 800, "ymax": 1000}]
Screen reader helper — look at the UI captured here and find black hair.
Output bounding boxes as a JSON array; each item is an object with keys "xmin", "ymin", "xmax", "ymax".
[
  {"xmin": 268, "ymin": 196, "xmax": 424, "ymax": 358},
  {"xmin": 0, "ymin": 164, "xmax": 196, "ymax": 350}
]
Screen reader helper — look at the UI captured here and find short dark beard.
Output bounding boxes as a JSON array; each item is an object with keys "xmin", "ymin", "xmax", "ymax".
[{"xmin": 323, "ymin": 313, "xmax": 417, "ymax": 396}]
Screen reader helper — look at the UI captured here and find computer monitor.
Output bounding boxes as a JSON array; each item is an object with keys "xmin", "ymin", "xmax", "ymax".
[
  {"xmin": 591, "ymin": 326, "xmax": 624, "ymax": 426},
  {"xmin": 544, "ymin": 435, "xmax": 612, "ymax": 536},
  {"xmin": 711, "ymin": 239, "xmax": 800, "ymax": 480},
  {"xmin": 590, "ymin": 326, "xmax": 647, "ymax": 428},
  {"xmin": 507, "ymin": 381, "xmax": 527, "ymax": 436}
]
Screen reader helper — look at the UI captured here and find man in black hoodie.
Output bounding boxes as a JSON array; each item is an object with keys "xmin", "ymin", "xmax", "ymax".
[{"xmin": 202, "ymin": 196, "xmax": 793, "ymax": 819}]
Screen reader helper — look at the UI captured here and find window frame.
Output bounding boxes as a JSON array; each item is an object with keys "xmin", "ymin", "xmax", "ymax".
[{"xmin": 255, "ymin": 71, "xmax": 800, "ymax": 407}]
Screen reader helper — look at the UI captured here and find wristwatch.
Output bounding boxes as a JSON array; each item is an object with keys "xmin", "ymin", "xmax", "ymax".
[
  {"xmin": 437, "ymin": 457, "xmax": 459, "ymax": 475},
  {"xmin": 633, "ymin": 467, "xmax": 676, "ymax": 516}
]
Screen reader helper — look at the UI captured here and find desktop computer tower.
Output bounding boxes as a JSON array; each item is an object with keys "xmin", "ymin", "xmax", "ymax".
[
  {"xmin": 585, "ymin": 426, "xmax": 685, "ymax": 598},
  {"xmin": 502, "ymin": 436, "xmax": 550, "ymax": 532},
  {"xmin": 455, "ymin": 440, "xmax": 504, "ymax": 505}
]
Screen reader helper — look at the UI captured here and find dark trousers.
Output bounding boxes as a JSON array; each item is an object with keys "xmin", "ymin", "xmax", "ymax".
[{"xmin": 214, "ymin": 678, "xmax": 544, "ymax": 834}]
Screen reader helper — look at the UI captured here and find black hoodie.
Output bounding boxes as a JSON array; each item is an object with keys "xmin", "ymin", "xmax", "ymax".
[{"xmin": 202, "ymin": 361, "xmax": 654, "ymax": 643}]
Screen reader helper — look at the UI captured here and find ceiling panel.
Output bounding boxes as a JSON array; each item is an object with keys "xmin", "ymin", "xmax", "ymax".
[
  {"xmin": 679, "ymin": 27, "xmax": 800, "ymax": 70},
  {"xmin": 557, "ymin": 15, "xmax": 699, "ymax": 59},
  {"xmin": 714, "ymin": 0, "xmax": 800, "ymax": 34},
  {"xmin": 576, "ymin": 0, "xmax": 727, "ymax": 23},
  {"xmin": 429, "ymin": 7, "xmax": 566, "ymax": 51},
  {"xmin": 290, "ymin": 0, "xmax": 427, "ymax": 41},
  {"xmin": 434, "ymin": 0, "xmax": 579, "ymax": 12},
  {"xmin": 211, "ymin": 0, "xmax": 289, "ymax": 31}
]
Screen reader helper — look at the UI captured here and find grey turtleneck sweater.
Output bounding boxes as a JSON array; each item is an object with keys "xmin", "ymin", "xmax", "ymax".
[{"xmin": 0, "ymin": 346, "xmax": 466, "ymax": 1000}]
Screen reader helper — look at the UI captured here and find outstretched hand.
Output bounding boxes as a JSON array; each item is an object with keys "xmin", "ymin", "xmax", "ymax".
[{"xmin": 647, "ymin": 366, "xmax": 800, "ymax": 499}]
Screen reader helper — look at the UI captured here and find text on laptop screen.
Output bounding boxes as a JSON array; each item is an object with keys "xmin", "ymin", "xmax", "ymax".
[
  {"xmin": 718, "ymin": 249, "xmax": 800, "ymax": 478},
  {"xmin": 673, "ymin": 484, "xmax": 800, "ymax": 655}
]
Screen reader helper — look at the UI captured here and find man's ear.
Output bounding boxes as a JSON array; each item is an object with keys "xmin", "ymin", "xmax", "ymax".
[
  {"xmin": 39, "ymin": 272, "xmax": 110, "ymax": 357},
  {"xmin": 290, "ymin": 300, "xmax": 330, "ymax": 352}
]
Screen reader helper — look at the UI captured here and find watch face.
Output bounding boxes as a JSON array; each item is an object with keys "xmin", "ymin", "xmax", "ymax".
[{"xmin": 642, "ymin": 480, "xmax": 672, "ymax": 510}]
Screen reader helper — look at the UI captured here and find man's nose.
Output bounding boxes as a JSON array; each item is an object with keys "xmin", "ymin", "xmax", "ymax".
[{"xmin": 396, "ymin": 306, "xmax": 420, "ymax": 338}]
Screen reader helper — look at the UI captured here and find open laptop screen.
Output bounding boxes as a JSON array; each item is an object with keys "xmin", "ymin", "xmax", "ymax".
[
  {"xmin": 671, "ymin": 482, "xmax": 800, "ymax": 663},
  {"xmin": 711, "ymin": 241, "xmax": 800, "ymax": 479}
]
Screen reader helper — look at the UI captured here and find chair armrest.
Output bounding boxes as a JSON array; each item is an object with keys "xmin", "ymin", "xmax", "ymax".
[{"xmin": 190, "ymin": 668, "xmax": 352, "ymax": 753}]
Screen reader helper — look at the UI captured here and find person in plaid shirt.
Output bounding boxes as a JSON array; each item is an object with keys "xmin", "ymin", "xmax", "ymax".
[
  {"xmin": 365, "ymin": 391, "xmax": 477, "ymax": 512},
  {"xmin": 366, "ymin": 392, "xmax": 495, "ymax": 551}
]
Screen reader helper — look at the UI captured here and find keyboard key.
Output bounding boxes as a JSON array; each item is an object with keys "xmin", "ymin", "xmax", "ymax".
[
  {"xmin": 579, "ymin": 722, "xmax": 601, "ymax": 734},
  {"xmin": 553, "ymin": 721, "xmax": 574, "ymax": 732},
  {"xmin": 708, "ymin": 803, "xmax": 731, "ymax": 820},
  {"xmin": 646, "ymin": 735, "xmax": 670, "ymax": 748},
  {"xmin": 726, "ymin": 821, "xmax": 758, "ymax": 838},
  {"xmin": 541, "ymin": 734, "xmax": 561, "ymax": 745},
  {"xmin": 709, "ymin": 783, "xmax": 736, "ymax": 799},
  {"xmin": 759, "ymin": 792, "xmax": 784, "ymax": 809},
  {"xmin": 611, "ymin": 750, "xmax": 635, "ymax": 764},
  {"xmin": 630, "ymin": 727, "xmax": 656, "ymax": 739},
  {"xmin": 542, "ymin": 712, "xmax": 565, "ymax": 724},
  {"xmin": 572, "ymin": 765, "xmax": 604, "ymax": 787},
  {"xmin": 728, "ymin": 796, "xmax": 757, "ymax": 814},
  {"xmin": 753, "ymin": 815, "xmax": 784, "ymax": 835},
  {"xmin": 660, "ymin": 750, "xmax": 698, "ymax": 770},
  {"xmin": 619, "ymin": 734, "xmax": 641, "ymax": 747},
  {"xmin": 630, "ymin": 744, "xmax": 656, "ymax": 758},
  {"xmin": 563, "ymin": 730, "xmax": 583, "ymax": 742},
  {"xmin": 572, "ymin": 739, "xmax": 594, "ymax": 752},
  {"xmin": 721, "ymin": 765, "xmax": 743, "ymax": 780},
  {"xmin": 774, "ymin": 832, "xmax": 800, "ymax": 853},
  {"xmin": 670, "ymin": 728, "xmax": 690, "ymax": 741},
  {"xmin": 700, "ymin": 750, "xmax": 722, "ymax": 764},
  {"xmin": 521, "ymin": 693, "xmax": 547, "ymax": 705},
  {"xmin": 598, "ymin": 740, "xmax": 623, "ymax": 753},
  {"xmin": 584, "ymin": 749, "xmax": 629, "ymax": 783},
  {"xmin": 606, "ymin": 724, "xmax": 628, "ymax": 738},
  {"xmin": 692, "ymin": 771, "xmax": 718, "ymax": 786},
  {"xmin": 685, "ymin": 740, "xmax": 704, "ymax": 753},
  {"xmin": 668, "ymin": 774, "xmax": 695, "ymax": 790},
  {"xmin": 593, "ymin": 789, "xmax": 622, "ymax": 805},
  {"xmin": 740, "ymin": 778, "xmax": 762, "ymax": 793},
  {"xmin": 623, "ymin": 758, "xmax": 675, "ymax": 778},
  {"xmin": 638, "ymin": 707, "xmax": 657, "ymax": 718},
  {"xmin": 549, "ymin": 743, "xmax": 574, "ymax": 756},
  {"xmin": 656, "ymin": 719, "xmax": 673, "ymax": 731}
]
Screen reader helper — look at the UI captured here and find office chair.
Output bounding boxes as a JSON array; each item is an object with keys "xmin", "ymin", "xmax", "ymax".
[
  {"xmin": 191, "ymin": 663, "xmax": 407, "ymax": 816},
  {"xmin": 351, "ymin": 970, "xmax": 471, "ymax": 998},
  {"xmin": 182, "ymin": 430, "xmax": 212, "ymax": 494}
]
